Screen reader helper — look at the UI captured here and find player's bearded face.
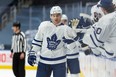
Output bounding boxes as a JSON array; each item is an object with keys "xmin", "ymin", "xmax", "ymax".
[{"xmin": 50, "ymin": 13, "xmax": 62, "ymax": 25}]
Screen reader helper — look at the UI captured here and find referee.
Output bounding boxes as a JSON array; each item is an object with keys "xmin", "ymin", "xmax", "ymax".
[{"xmin": 10, "ymin": 22, "xmax": 27, "ymax": 77}]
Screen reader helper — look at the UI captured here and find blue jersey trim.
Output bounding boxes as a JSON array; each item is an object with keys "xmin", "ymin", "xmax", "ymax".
[
  {"xmin": 90, "ymin": 35, "xmax": 98, "ymax": 47},
  {"xmin": 94, "ymin": 31, "xmax": 104, "ymax": 43},
  {"xmin": 34, "ymin": 39, "xmax": 43, "ymax": 42},
  {"xmin": 40, "ymin": 55, "xmax": 66, "ymax": 61},
  {"xmin": 100, "ymin": 47, "xmax": 114, "ymax": 56},
  {"xmin": 67, "ymin": 52, "xmax": 79, "ymax": 56},
  {"xmin": 32, "ymin": 43, "xmax": 42, "ymax": 47},
  {"xmin": 105, "ymin": 50, "xmax": 114, "ymax": 56}
]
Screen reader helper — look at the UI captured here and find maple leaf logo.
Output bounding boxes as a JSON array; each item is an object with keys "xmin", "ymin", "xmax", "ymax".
[{"xmin": 47, "ymin": 34, "xmax": 61, "ymax": 50}]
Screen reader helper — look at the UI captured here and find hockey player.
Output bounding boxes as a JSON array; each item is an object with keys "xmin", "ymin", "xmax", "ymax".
[
  {"xmin": 61, "ymin": 14, "xmax": 68, "ymax": 25},
  {"xmin": 61, "ymin": 14, "xmax": 81, "ymax": 77},
  {"xmin": 83, "ymin": 0, "xmax": 116, "ymax": 58},
  {"xmin": 81, "ymin": 1, "xmax": 116, "ymax": 77},
  {"xmin": 28, "ymin": 6, "xmax": 80, "ymax": 77},
  {"xmin": 69, "ymin": 14, "xmax": 93, "ymax": 55}
]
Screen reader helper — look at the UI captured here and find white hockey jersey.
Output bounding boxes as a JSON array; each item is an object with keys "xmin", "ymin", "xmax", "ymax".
[
  {"xmin": 66, "ymin": 45, "xmax": 80, "ymax": 59},
  {"xmin": 31, "ymin": 21, "xmax": 78, "ymax": 64},
  {"xmin": 83, "ymin": 11, "xmax": 116, "ymax": 58}
]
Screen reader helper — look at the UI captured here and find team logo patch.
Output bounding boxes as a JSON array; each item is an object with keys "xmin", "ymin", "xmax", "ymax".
[{"xmin": 47, "ymin": 34, "xmax": 61, "ymax": 50}]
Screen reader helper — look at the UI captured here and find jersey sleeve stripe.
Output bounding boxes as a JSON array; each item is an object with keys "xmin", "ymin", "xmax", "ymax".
[
  {"xmin": 100, "ymin": 47, "xmax": 114, "ymax": 56},
  {"xmin": 32, "ymin": 43, "xmax": 42, "ymax": 47},
  {"xmin": 94, "ymin": 31, "xmax": 104, "ymax": 43},
  {"xmin": 90, "ymin": 35, "xmax": 98, "ymax": 47},
  {"xmin": 34, "ymin": 39, "xmax": 43, "ymax": 42},
  {"xmin": 105, "ymin": 50, "xmax": 114, "ymax": 56}
]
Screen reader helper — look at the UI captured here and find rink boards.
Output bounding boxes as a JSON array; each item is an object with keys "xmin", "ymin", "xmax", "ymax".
[
  {"xmin": 0, "ymin": 50, "xmax": 37, "ymax": 70},
  {"xmin": 0, "ymin": 50, "xmax": 116, "ymax": 77}
]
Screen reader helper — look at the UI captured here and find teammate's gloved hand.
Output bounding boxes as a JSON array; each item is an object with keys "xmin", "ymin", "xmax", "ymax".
[
  {"xmin": 69, "ymin": 18, "xmax": 80, "ymax": 29},
  {"xmin": 81, "ymin": 44, "xmax": 92, "ymax": 55},
  {"xmin": 80, "ymin": 41, "xmax": 92, "ymax": 55},
  {"xmin": 69, "ymin": 16, "xmax": 92, "ymax": 30},
  {"xmin": 62, "ymin": 37, "xmax": 74, "ymax": 44},
  {"xmin": 84, "ymin": 48, "xmax": 92, "ymax": 55},
  {"xmin": 28, "ymin": 51, "xmax": 36, "ymax": 66}
]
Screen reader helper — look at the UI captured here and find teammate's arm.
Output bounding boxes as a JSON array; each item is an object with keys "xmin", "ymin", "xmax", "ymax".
[
  {"xmin": 82, "ymin": 17, "xmax": 110, "ymax": 48},
  {"xmin": 82, "ymin": 15, "xmax": 116, "ymax": 57},
  {"xmin": 63, "ymin": 26, "xmax": 81, "ymax": 50}
]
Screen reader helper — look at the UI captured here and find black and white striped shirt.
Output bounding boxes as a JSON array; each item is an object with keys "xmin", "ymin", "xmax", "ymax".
[{"xmin": 11, "ymin": 31, "xmax": 27, "ymax": 53}]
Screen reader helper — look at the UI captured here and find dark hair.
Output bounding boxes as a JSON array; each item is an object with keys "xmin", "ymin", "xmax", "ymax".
[
  {"xmin": 13, "ymin": 22, "xmax": 21, "ymax": 29},
  {"xmin": 103, "ymin": 5, "xmax": 115, "ymax": 13}
]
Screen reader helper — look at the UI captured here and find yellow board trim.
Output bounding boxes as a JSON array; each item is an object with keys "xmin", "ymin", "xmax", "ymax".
[
  {"xmin": 0, "ymin": 65, "xmax": 37, "ymax": 70},
  {"xmin": 0, "ymin": 65, "xmax": 85, "ymax": 77},
  {"xmin": 80, "ymin": 71, "xmax": 85, "ymax": 77}
]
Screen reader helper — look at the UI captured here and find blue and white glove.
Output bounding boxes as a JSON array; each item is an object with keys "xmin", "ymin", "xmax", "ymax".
[
  {"xmin": 28, "ymin": 51, "xmax": 36, "ymax": 66},
  {"xmin": 69, "ymin": 16, "xmax": 92, "ymax": 30},
  {"xmin": 62, "ymin": 37, "xmax": 75, "ymax": 44},
  {"xmin": 79, "ymin": 41, "xmax": 92, "ymax": 55}
]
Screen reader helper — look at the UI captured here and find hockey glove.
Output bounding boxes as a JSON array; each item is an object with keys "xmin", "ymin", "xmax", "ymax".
[
  {"xmin": 69, "ymin": 18, "xmax": 80, "ymax": 29},
  {"xmin": 28, "ymin": 51, "xmax": 36, "ymax": 66},
  {"xmin": 84, "ymin": 47, "xmax": 92, "ymax": 55},
  {"xmin": 62, "ymin": 37, "xmax": 75, "ymax": 44},
  {"xmin": 80, "ymin": 41, "xmax": 92, "ymax": 55}
]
